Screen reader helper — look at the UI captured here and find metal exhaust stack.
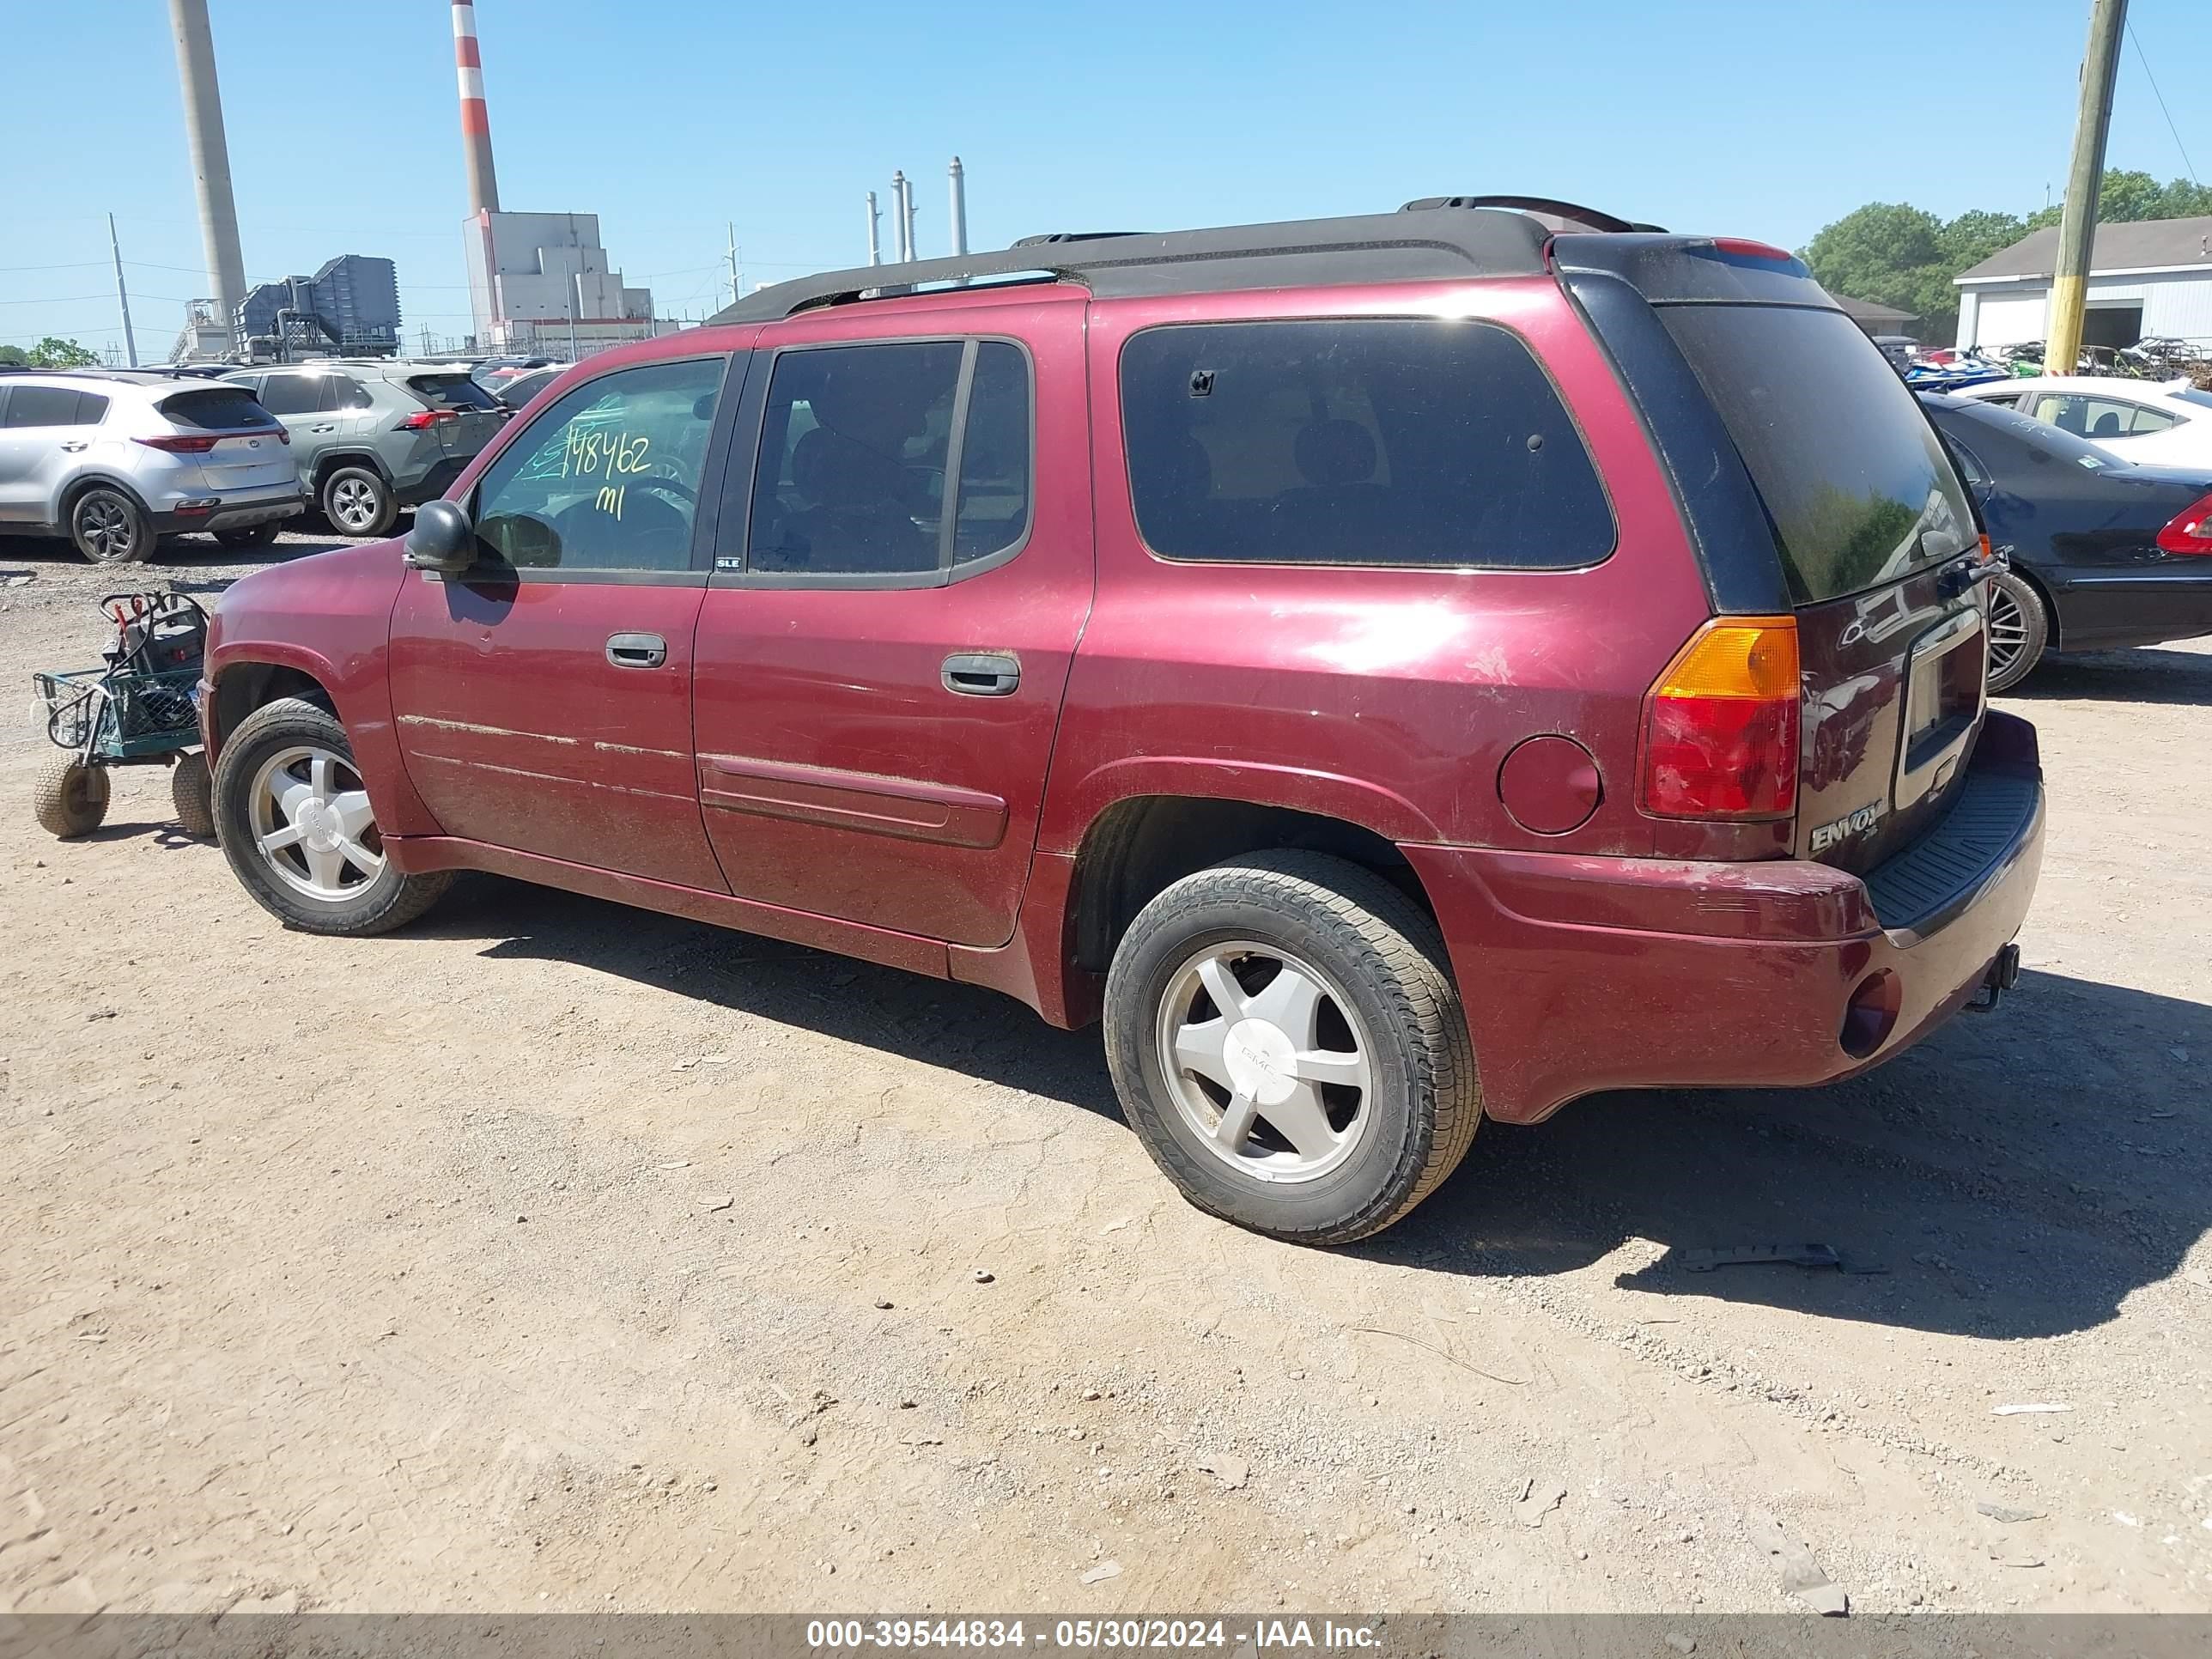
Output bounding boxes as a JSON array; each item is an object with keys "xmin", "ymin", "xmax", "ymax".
[
  {"xmin": 451, "ymin": 0, "xmax": 501, "ymax": 215},
  {"xmin": 866, "ymin": 191, "xmax": 882, "ymax": 265},
  {"xmin": 166, "ymin": 0, "xmax": 246, "ymax": 349},
  {"xmin": 948, "ymin": 156, "xmax": 969, "ymax": 256}
]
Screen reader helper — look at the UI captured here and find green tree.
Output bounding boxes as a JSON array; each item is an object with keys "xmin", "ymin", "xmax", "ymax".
[
  {"xmin": 0, "ymin": 345, "xmax": 28, "ymax": 368},
  {"xmin": 27, "ymin": 336, "xmax": 99, "ymax": 368},
  {"xmin": 1802, "ymin": 203, "xmax": 1961, "ymax": 337},
  {"xmin": 2026, "ymin": 170, "xmax": 2212, "ymax": 230}
]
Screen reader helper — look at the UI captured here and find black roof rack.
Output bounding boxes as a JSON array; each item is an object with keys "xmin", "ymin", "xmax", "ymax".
[
  {"xmin": 1401, "ymin": 195, "xmax": 1668, "ymax": 234},
  {"xmin": 710, "ymin": 205, "xmax": 1561, "ymax": 324}
]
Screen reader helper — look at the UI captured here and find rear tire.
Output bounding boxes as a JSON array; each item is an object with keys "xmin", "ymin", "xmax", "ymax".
[
  {"xmin": 321, "ymin": 466, "xmax": 396, "ymax": 538},
  {"xmin": 1986, "ymin": 570, "xmax": 2050, "ymax": 693},
  {"xmin": 34, "ymin": 757, "xmax": 109, "ymax": 838},
  {"xmin": 170, "ymin": 750, "xmax": 216, "ymax": 839},
  {"xmin": 212, "ymin": 696, "xmax": 451, "ymax": 934},
  {"xmin": 215, "ymin": 521, "xmax": 282, "ymax": 550},
  {"xmin": 1103, "ymin": 850, "xmax": 1480, "ymax": 1245},
  {"xmin": 69, "ymin": 487, "xmax": 152, "ymax": 565}
]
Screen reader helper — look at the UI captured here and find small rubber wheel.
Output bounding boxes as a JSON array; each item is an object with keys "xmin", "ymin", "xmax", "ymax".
[
  {"xmin": 70, "ymin": 487, "xmax": 152, "ymax": 564},
  {"xmin": 215, "ymin": 521, "xmax": 282, "ymax": 550},
  {"xmin": 34, "ymin": 757, "xmax": 110, "ymax": 838},
  {"xmin": 1986, "ymin": 570, "xmax": 2050, "ymax": 693},
  {"xmin": 211, "ymin": 696, "xmax": 451, "ymax": 934},
  {"xmin": 1103, "ymin": 850, "xmax": 1480, "ymax": 1245},
  {"xmin": 321, "ymin": 466, "xmax": 396, "ymax": 537},
  {"xmin": 170, "ymin": 750, "xmax": 216, "ymax": 839}
]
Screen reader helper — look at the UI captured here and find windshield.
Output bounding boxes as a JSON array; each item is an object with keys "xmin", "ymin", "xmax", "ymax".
[{"xmin": 1660, "ymin": 304, "xmax": 1977, "ymax": 604}]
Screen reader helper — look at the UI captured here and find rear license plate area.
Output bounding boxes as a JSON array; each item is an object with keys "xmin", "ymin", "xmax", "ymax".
[{"xmin": 1897, "ymin": 607, "xmax": 1985, "ymax": 807}]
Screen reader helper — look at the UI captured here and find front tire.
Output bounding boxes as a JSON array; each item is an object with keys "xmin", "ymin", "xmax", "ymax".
[
  {"xmin": 1103, "ymin": 851, "xmax": 1480, "ymax": 1244},
  {"xmin": 69, "ymin": 487, "xmax": 152, "ymax": 564},
  {"xmin": 211, "ymin": 696, "xmax": 451, "ymax": 934},
  {"xmin": 34, "ymin": 757, "xmax": 109, "ymax": 838},
  {"xmin": 321, "ymin": 466, "xmax": 396, "ymax": 538},
  {"xmin": 1986, "ymin": 570, "xmax": 2050, "ymax": 693}
]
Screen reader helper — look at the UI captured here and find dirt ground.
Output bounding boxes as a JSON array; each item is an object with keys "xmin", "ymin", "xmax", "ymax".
[{"xmin": 2, "ymin": 529, "xmax": 2208, "ymax": 1620}]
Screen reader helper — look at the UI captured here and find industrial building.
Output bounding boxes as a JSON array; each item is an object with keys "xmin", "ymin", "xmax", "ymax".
[
  {"xmin": 462, "ymin": 211, "xmax": 655, "ymax": 354},
  {"xmin": 1954, "ymin": 214, "xmax": 2212, "ymax": 351},
  {"xmin": 238, "ymin": 254, "xmax": 402, "ymax": 357}
]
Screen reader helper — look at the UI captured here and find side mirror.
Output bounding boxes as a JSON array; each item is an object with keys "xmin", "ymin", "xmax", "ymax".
[{"xmin": 404, "ymin": 498, "xmax": 476, "ymax": 573}]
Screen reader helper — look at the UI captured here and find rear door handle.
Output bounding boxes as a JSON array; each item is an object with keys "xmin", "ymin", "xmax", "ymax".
[
  {"xmin": 307, "ymin": 423, "xmax": 337, "ymax": 434},
  {"xmin": 59, "ymin": 441, "xmax": 88, "ymax": 453},
  {"xmin": 606, "ymin": 631, "xmax": 668, "ymax": 669},
  {"xmin": 942, "ymin": 652, "xmax": 1019, "ymax": 696}
]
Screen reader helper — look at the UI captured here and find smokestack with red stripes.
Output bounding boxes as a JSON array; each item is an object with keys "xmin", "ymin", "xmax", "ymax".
[{"xmin": 451, "ymin": 0, "xmax": 501, "ymax": 215}]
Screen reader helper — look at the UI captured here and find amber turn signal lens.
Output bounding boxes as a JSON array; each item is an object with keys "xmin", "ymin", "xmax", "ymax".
[
  {"xmin": 1643, "ymin": 617, "xmax": 1802, "ymax": 822},
  {"xmin": 1649, "ymin": 617, "xmax": 1799, "ymax": 702}
]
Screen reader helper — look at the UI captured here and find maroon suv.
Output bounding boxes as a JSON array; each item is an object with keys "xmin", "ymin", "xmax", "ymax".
[{"xmin": 199, "ymin": 198, "xmax": 2044, "ymax": 1243}]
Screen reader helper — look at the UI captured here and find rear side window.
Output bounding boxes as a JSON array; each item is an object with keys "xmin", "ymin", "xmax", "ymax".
[
  {"xmin": 2, "ymin": 386, "xmax": 103, "ymax": 428},
  {"xmin": 409, "ymin": 374, "xmax": 499, "ymax": 412},
  {"xmin": 1661, "ymin": 305, "xmax": 1975, "ymax": 604},
  {"xmin": 2028, "ymin": 392, "xmax": 2177, "ymax": 438},
  {"xmin": 1120, "ymin": 319, "xmax": 1613, "ymax": 569},
  {"xmin": 744, "ymin": 339, "xmax": 1032, "ymax": 579},
  {"xmin": 160, "ymin": 388, "xmax": 277, "ymax": 430},
  {"xmin": 255, "ymin": 374, "xmax": 320, "ymax": 416}
]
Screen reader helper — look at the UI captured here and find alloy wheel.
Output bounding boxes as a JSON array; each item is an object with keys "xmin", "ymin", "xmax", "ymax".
[
  {"xmin": 246, "ymin": 744, "xmax": 383, "ymax": 902},
  {"xmin": 76, "ymin": 495, "xmax": 137, "ymax": 562},
  {"xmin": 330, "ymin": 477, "xmax": 381, "ymax": 533},
  {"xmin": 1154, "ymin": 940, "xmax": 1376, "ymax": 1183},
  {"xmin": 1987, "ymin": 582, "xmax": 2030, "ymax": 683}
]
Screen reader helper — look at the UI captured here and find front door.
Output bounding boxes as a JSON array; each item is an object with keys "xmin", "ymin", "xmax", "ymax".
[
  {"xmin": 387, "ymin": 353, "xmax": 737, "ymax": 891},
  {"xmin": 0, "ymin": 383, "xmax": 107, "ymax": 524},
  {"xmin": 690, "ymin": 302, "xmax": 1093, "ymax": 949}
]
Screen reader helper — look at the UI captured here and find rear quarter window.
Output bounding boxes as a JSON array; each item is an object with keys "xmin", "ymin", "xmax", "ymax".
[
  {"xmin": 1120, "ymin": 318, "xmax": 1614, "ymax": 569},
  {"xmin": 409, "ymin": 374, "xmax": 499, "ymax": 412},
  {"xmin": 159, "ymin": 388, "xmax": 278, "ymax": 430},
  {"xmin": 1660, "ymin": 304, "xmax": 1975, "ymax": 603}
]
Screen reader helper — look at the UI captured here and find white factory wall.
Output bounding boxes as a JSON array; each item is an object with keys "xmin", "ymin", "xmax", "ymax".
[
  {"xmin": 465, "ymin": 208, "xmax": 656, "ymax": 347},
  {"xmin": 1959, "ymin": 269, "xmax": 2212, "ymax": 349}
]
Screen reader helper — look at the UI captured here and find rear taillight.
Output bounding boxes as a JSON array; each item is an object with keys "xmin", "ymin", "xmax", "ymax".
[
  {"xmin": 2155, "ymin": 491, "xmax": 2212, "ymax": 556},
  {"xmin": 1641, "ymin": 617, "xmax": 1801, "ymax": 820},
  {"xmin": 399, "ymin": 409, "xmax": 459, "ymax": 430},
  {"xmin": 135, "ymin": 434, "xmax": 220, "ymax": 454}
]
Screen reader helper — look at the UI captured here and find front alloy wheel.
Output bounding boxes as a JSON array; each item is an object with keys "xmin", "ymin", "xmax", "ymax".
[{"xmin": 247, "ymin": 743, "xmax": 384, "ymax": 901}]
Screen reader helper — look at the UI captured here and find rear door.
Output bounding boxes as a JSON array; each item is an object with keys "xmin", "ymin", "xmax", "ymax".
[
  {"xmin": 1659, "ymin": 302, "xmax": 1985, "ymax": 872},
  {"xmin": 245, "ymin": 372, "xmax": 341, "ymax": 477},
  {"xmin": 689, "ymin": 298, "xmax": 1093, "ymax": 949}
]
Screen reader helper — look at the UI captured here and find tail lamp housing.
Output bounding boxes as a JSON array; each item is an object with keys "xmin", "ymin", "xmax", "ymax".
[
  {"xmin": 2155, "ymin": 491, "xmax": 2212, "ymax": 556},
  {"xmin": 1641, "ymin": 616, "xmax": 1801, "ymax": 820}
]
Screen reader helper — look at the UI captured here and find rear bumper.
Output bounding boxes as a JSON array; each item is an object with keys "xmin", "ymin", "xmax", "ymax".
[
  {"xmin": 1403, "ymin": 711, "xmax": 2045, "ymax": 1123},
  {"xmin": 152, "ymin": 484, "xmax": 306, "ymax": 536}
]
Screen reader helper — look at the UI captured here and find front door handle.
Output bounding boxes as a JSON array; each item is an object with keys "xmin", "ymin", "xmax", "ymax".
[
  {"xmin": 942, "ymin": 652, "xmax": 1019, "ymax": 696},
  {"xmin": 606, "ymin": 631, "xmax": 668, "ymax": 669}
]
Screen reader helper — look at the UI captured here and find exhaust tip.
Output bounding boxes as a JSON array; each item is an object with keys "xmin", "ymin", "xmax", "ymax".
[{"xmin": 1840, "ymin": 969, "xmax": 1901, "ymax": 1060}]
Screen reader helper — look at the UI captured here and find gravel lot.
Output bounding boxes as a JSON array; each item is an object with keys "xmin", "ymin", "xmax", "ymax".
[{"xmin": 3, "ymin": 529, "xmax": 2208, "ymax": 1617}]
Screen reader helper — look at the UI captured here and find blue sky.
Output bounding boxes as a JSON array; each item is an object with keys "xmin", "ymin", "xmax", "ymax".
[{"xmin": 5, "ymin": 0, "xmax": 2209, "ymax": 359}]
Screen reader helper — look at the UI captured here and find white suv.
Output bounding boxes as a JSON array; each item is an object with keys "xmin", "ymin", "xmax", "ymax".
[{"xmin": 0, "ymin": 370, "xmax": 304, "ymax": 563}]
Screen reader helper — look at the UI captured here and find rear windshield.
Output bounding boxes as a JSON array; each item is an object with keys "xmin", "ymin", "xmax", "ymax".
[
  {"xmin": 1660, "ymin": 305, "xmax": 1976, "ymax": 604},
  {"xmin": 408, "ymin": 374, "xmax": 499, "ymax": 411},
  {"xmin": 159, "ymin": 387, "xmax": 278, "ymax": 431}
]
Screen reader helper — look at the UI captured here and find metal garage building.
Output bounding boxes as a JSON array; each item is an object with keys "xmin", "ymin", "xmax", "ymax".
[{"xmin": 1954, "ymin": 215, "xmax": 2212, "ymax": 351}]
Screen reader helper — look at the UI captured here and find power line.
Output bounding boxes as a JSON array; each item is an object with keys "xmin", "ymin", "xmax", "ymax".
[{"xmin": 2127, "ymin": 21, "xmax": 2201, "ymax": 189}]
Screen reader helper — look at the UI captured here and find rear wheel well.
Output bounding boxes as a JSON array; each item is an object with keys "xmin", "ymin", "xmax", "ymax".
[
  {"xmin": 312, "ymin": 452, "xmax": 391, "ymax": 491},
  {"xmin": 58, "ymin": 473, "xmax": 151, "ymax": 524},
  {"xmin": 210, "ymin": 663, "xmax": 334, "ymax": 753},
  {"xmin": 1071, "ymin": 796, "xmax": 1433, "ymax": 975},
  {"xmin": 2008, "ymin": 562, "xmax": 2061, "ymax": 649}
]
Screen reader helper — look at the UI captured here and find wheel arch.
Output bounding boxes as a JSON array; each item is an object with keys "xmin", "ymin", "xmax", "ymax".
[
  {"xmin": 205, "ymin": 655, "xmax": 337, "ymax": 766},
  {"xmin": 2007, "ymin": 561, "xmax": 2063, "ymax": 651},
  {"xmin": 1066, "ymin": 793, "xmax": 1438, "ymax": 977},
  {"xmin": 312, "ymin": 449, "xmax": 395, "ymax": 491},
  {"xmin": 55, "ymin": 470, "xmax": 155, "ymax": 528}
]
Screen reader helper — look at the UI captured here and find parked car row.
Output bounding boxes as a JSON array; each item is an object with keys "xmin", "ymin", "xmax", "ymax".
[{"xmin": 0, "ymin": 360, "xmax": 507, "ymax": 562}]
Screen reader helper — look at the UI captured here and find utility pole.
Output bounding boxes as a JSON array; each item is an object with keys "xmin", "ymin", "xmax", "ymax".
[
  {"xmin": 866, "ymin": 191, "xmax": 882, "ymax": 266},
  {"xmin": 2045, "ymin": 0, "xmax": 2130, "ymax": 376},
  {"xmin": 108, "ymin": 213, "xmax": 139, "ymax": 368},
  {"xmin": 568, "ymin": 274, "xmax": 580, "ymax": 362},
  {"xmin": 726, "ymin": 222, "xmax": 742, "ymax": 306}
]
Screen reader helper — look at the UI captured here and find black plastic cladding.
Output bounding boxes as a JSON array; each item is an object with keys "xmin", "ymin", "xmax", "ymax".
[{"xmin": 708, "ymin": 209, "xmax": 1555, "ymax": 323}]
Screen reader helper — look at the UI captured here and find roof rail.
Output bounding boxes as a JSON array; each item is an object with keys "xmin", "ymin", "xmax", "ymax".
[
  {"xmin": 1401, "ymin": 195, "xmax": 1667, "ymax": 234},
  {"xmin": 1010, "ymin": 231, "xmax": 1146, "ymax": 246},
  {"xmin": 708, "ymin": 206, "xmax": 1556, "ymax": 325}
]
